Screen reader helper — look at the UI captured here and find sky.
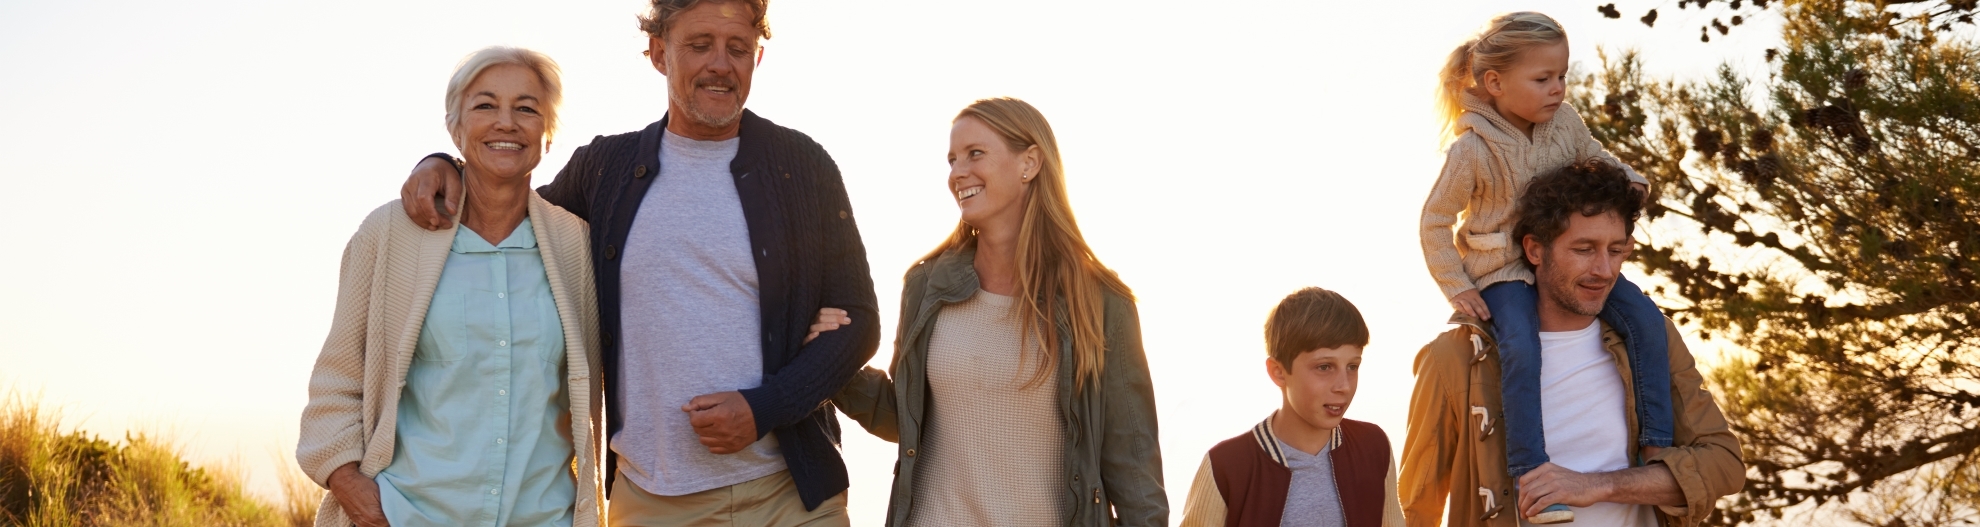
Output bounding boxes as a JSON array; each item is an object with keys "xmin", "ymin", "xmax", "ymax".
[{"xmin": 0, "ymin": 0, "xmax": 1786, "ymax": 524}]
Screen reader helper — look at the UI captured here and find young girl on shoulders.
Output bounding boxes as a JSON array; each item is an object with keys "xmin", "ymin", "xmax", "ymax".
[{"xmin": 1419, "ymin": 11, "xmax": 1674, "ymax": 524}]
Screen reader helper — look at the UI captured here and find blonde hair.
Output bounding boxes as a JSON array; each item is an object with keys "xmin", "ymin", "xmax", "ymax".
[
  {"xmin": 1437, "ymin": 12, "xmax": 1568, "ymax": 143},
  {"xmin": 445, "ymin": 46, "xmax": 564, "ymax": 146},
  {"xmin": 925, "ymin": 97, "xmax": 1133, "ymax": 392}
]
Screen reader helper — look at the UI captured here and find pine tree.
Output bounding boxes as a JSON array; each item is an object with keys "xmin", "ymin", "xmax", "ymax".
[{"xmin": 1577, "ymin": 0, "xmax": 1980, "ymax": 524}]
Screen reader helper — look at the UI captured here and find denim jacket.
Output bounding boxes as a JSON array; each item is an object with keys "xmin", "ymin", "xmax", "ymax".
[{"xmin": 833, "ymin": 246, "xmax": 1168, "ymax": 526}]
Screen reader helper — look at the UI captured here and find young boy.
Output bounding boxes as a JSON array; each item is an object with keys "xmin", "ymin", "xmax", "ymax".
[{"xmin": 1180, "ymin": 287, "xmax": 1404, "ymax": 527}]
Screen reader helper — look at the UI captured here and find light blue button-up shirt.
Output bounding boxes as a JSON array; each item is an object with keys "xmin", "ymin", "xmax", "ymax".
[{"xmin": 377, "ymin": 218, "xmax": 576, "ymax": 527}]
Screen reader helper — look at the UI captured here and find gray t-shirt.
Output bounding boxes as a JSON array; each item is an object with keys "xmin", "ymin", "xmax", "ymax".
[
  {"xmin": 1278, "ymin": 439, "xmax": 1345, "ymax": 527},
  {"xmin": 611, "ymin": 130, "xmax": 786, "ymax": 496}
]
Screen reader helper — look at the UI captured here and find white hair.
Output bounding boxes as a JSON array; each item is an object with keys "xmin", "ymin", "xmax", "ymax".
[{"xmin": 444, "ymin": 46, "xmax": 563, "ymax": 145}]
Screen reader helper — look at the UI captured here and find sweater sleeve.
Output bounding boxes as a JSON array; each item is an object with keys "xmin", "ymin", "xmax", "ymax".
[
  {"xmin": 1400, "ymin": 330, "xmax": 1468, "ymax": 527},
  {"xmin": 1420, "ymin": 137, "xmax": 1487, "ymax": 299},
  {"xmin": 1563, "ymin": 104, "xmax": 1648, "ymax": 186},
  {"xmin": 1177, "ymin": 453, "xmax": 1226, "ymax": 527},
  {"xmin": 1643, "ymin": 318, "xmax": 1745, "ymax": 525},
  {"xmin": 295, "ymin": 210, "xmax": 383, "ymax": 487},
  {"xmin": 739, "ymin": 145, "xmax": 882, "ymax": 436},
  {"xmin": 536, "ymin": 141, "xmax": 596, "ymax": 222}
]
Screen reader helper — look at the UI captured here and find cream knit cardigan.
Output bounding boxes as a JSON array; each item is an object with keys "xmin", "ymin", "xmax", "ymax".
[
  {"xmin": 296, "ymin": 193, "xmax": 605, "ymax": 527},
  {"xmin": 1419, "ymin": 90, "xmax": 1647, "ymax": 300}
]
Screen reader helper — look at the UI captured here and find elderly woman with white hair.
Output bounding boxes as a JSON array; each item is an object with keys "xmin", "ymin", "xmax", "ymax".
[{"xmin": 296, "ymin": 46, "xmax": 604, "ymax": 527}]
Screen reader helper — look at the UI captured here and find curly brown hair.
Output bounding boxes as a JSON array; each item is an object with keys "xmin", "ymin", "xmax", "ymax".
[
  {"xmin": 1512, "ymin": 159, "xmax": 1645, "ymax": 252},
  {"xmin": 637, "ymin": 0, "xmax": 772, "ymax": 41}
]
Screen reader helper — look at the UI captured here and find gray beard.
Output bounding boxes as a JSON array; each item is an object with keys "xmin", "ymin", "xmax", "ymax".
[{"xmin": 671, "ymin": 88, "xmax": 742, "ymax": 129}]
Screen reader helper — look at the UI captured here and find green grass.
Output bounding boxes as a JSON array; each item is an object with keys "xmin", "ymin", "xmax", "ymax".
[{"xmin": 0, "ymin": 390, "xmax": 320, "ymax": 527}]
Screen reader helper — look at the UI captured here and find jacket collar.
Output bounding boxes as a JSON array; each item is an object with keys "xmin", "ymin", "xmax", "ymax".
[
  {"xmin": 1253, "ymin": 411, "xmax": 1345, "ymax": 468},
  {"xmin": 923, "ymin": 244, "xmax": 986, "ymax": 306}
]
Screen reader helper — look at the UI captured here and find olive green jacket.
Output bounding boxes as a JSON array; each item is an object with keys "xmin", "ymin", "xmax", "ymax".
[
  {"xmin": 833, "ymin": 246, "xmax": 1167, "ymax": 526},
  {"xmin": 1399, "ymin": 313, "xmax": 1744, "ymax": 527}
]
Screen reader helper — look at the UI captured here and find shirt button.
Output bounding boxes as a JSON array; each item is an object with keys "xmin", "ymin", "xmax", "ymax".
[
  {"xmin": 498, "ymin": 340, "xmax": 508, "ymax": 347},
  {"xmin": 905, "ymin": 448, "xmax": 916, "ymax": 457},
  {"xmin": 491, "ymin": 488, "xmax": 500, "ymax": 495},
  {"xmin": 496, "ymin": 438, "xmax": 505, "ymax": 444},
  {"xmin": 498, "ymin": 292, "xmax": 506, "ymax": 299},
  {"xmin": 498, "ymin": 389, "xmax": 507, "ymax": 396}
]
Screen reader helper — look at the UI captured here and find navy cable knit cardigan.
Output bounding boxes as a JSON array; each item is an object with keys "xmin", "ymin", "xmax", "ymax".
[{"xmin": 533, "ymin": 111, "xmax": 880, "ymax": 510}]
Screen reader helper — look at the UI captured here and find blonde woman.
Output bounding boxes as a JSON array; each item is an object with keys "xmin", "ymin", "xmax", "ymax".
[
  {"xmin": 827, "ymin": 97, "xmax": 1166, "ymax": 526},
  {"xmin": 296, "ymin": 47, "xmax": 604, "ymax": 527}
]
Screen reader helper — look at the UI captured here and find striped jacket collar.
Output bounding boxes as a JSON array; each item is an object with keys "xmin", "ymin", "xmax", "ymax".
[{"xmin": 1252, "ymin": 411, "xmax": 1345, "ymax": 468}]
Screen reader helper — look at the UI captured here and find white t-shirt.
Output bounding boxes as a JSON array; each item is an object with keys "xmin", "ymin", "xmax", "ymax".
[{"xmin": 1517, "ymin": 321, "xmax": 1656, "ymax": 527}]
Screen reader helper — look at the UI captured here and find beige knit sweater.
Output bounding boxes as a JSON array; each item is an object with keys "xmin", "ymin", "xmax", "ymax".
[
  {"xmin": 296, "ymin": 193, "xmax": 605, "ymax": 527},
  {"xmin": 1419, "ymin": 90, "xmax": 1647, "ymax": 299},
  {"xmin": 907, "ymin": 289, "xmax": 1068, "ymax": 527}
]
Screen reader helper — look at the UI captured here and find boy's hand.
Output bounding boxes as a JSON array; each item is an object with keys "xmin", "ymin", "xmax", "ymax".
[
  {"xmin": 1631, "ymin": 181, "xmax": 1650, "ymax": 205},
  {"xmin": 1452, "ymin": 289, "xmax": 1492, "ymax": 320},
  {"xmin": 805, "ymin": 308, "xmax": 851, "ymax": 345}
]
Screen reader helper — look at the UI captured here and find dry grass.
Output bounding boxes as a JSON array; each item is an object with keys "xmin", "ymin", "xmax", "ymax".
[{"xmin": 0, "ymin": 390, "xmax": 320, "ymax": 527}]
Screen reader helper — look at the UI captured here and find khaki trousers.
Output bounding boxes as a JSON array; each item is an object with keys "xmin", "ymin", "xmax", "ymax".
[{"xmin": 608, "ymin": 469, "xmax": 849, "ymax": 527}]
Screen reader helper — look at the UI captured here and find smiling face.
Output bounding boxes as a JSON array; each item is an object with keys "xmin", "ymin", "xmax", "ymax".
[
  {"xmin": 650, "ymin": 0, "xmax": 761, "ymax": 139},
  {"xmin": 1527, "ymin": 210, "xmax": 1632, "ymax": 326},
  {"xmin": 454, "ymin": 63, "xmax": 548, "ymax": 182},
  {"xmin": 1270, "ymin": 344, "xmax": 1362, "ymax": 434},
  {"xmin": 948, "ymin": 116, "xmax": 1038, "ymax": 234},
  {"xmin": 1481, "ymin": 41, "xmax": 1569, "ymax": 133}
]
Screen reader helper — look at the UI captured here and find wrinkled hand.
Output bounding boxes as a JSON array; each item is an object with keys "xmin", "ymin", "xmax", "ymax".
[
  {"xmin": 399, "ymin": 156, "xmax": 463, "ymax": 230},
  {"xmin": 683, "ymin": 391, "xmax": 758, "ymax": 454},
  {"xmin": 1517, "ymin": 462, "xmax": 1610, "ymax": 519},
  {"xmin": 1451, "ymin": 288, "xmax": 1492, "ymax": 320},
  {"xmin": 805, "ymin": 308, "xmax": 851, "ymax": 345},
  {"xmin": 327, "ymin": 463, "xmax": 390, "ymax": 527}
]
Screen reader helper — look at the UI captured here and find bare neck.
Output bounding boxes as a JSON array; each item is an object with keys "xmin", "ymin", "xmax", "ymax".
[
  {"xmin": 459, "ymin": 169, "xmax": 532, "ymax": 245},
  {"xmin": 1271, "ymin": 408, "xmax": 1333, "ymax": 457},
  {"xmin": 973, "ymin": 226, "xmax": 1019, "ymax": 296}
]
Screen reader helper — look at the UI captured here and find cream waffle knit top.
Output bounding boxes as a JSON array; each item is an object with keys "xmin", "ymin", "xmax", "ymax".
[
  {"xmin": 1419, "ymin": 90, "xmax": 1647, "ymax": 299},
  {"xmin": 906, "ymin": 289, "xmax": 1068, "ymax": 527}
]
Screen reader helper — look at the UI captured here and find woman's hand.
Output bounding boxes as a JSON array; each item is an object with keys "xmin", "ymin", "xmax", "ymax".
[
  {"xmin": 1451, "ymin": 288, "xmax": 1492, "ymax": 320},
  {"xmin": 327, "ymin": 463, "xmax": 390, "ymax": 527},
  {"xmin": 805, "ymin": 308, "xmax": 851, "ymax": 345}
]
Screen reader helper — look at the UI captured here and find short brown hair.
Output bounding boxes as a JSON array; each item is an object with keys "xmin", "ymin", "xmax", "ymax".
[
  {"xmin": 1265, "ymin": 287, "xmax": 1370, "ymax": 368},
  {"xmin": 1511, "ymin": 159, "xmax": 1645, "ymax": 251},
  {"xmin": 638, "ymin": 0, "xmax": 772, "ymax": 40}
]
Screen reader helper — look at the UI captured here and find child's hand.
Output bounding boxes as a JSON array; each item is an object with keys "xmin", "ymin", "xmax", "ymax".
[
  {"xmin": 1452, "ymin": 289, "xmax": 1492, "ymax": 320},
  {"xmin": 805, "ymin": 307, "xmax": 852, "ymax": 345},
  {"xmin": 1631, "ymin": 181, "xmax": 1650, "ymax": 204}
]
